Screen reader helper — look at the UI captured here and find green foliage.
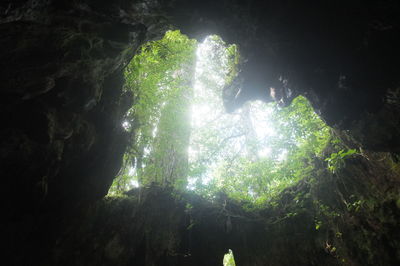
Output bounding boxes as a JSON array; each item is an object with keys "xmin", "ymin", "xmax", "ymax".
[
  {"xmin": 110, "ymin": 31, "xmax": 334, "ymax": 210},
  {"xmin": 314, "ymin": 200, "xmax": 341, "ymax": 231},
  {"xmin": 325, "ymin": 149, "xmax": 358, "ymax": 173},
  {"xmin": 189, "ymin": 95, "xmax": 332, "ymax": 208},
  {"xmin": 109, "ymin": 30, "xmax": 196, "ymax": 195},
  {"xmin": 225, "ymin": 44, "xmax": 240, "ymax": 85}
]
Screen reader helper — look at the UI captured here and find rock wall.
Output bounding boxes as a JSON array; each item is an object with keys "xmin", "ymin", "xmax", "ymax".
[
  {"xmin": 0, "ymin": 0, "xmax": 170, "ymax": 218},
  {"xmin": 1, "ymin": 1, "xmax": 167, "ymax": 263}
]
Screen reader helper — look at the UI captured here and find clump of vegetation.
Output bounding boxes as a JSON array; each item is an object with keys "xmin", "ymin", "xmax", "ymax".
[
  {"xmin": 189, "ymin": 95, "xmax": 331, "ymax": 207},
  {"xmin": 325, "ymin": 148, "xmax": 357, "ymax": 173}
]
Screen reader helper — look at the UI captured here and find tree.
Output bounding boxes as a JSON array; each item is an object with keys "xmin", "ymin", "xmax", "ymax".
[
  {"xmin": 142, "ymin": 67, "xmax": 194, "ymax": 189},
  {"xmin": 109, "ymin": 31, "xmax": 196, "ymax": 194}
]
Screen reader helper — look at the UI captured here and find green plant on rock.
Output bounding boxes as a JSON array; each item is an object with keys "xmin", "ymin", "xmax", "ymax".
[
  {"xmin": 325, "ymin": 149, "xmax": 358, "ymax": 173},
  {"xmin": 223, "ymin": 249, "xmax": 236, "ymax": 266}
]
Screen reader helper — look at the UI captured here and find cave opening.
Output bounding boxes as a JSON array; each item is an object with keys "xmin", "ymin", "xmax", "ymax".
[{"xmin": 108, "ymin": 30, "xmax": 341, "ymax": 210}]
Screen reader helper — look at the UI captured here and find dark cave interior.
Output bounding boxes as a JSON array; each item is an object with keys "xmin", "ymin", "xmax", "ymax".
[{"xmin": 2, "ymin": 1, "xmax": 400, "ymax": 265}]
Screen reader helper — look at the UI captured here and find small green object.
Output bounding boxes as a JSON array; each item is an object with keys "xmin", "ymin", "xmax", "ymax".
[
  {"xmin": 315, "ymin": 220, "xmax": 322, "ymax": 230},
  {"xmin": 223, "ymin": 249, "xmax": 236, "ymax": 266}
]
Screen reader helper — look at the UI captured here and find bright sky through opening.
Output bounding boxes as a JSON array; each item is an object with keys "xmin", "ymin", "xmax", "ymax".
[{"xmin": 188, "ymin": 36, "xmax": 284, "ymax": 190}]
